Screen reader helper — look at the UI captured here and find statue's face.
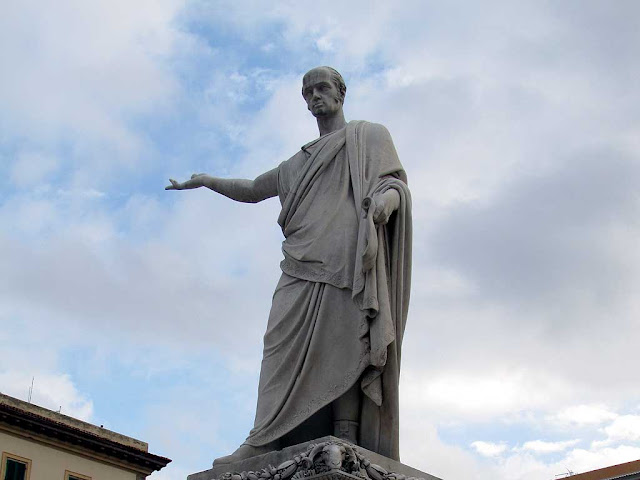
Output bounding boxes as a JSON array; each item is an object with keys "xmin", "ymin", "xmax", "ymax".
[{"xmin": 302, "ymin": 68, "xmax": 343, "ymax": 118}]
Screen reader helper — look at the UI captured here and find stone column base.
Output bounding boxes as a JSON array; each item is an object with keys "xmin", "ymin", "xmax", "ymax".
[{"xmin": 187, "ymin": 436, "xmax": 442, "ymax": 480}]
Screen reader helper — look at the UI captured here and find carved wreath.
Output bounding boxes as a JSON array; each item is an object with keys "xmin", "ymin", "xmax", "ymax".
[{"xmin": 218, "ymin": 441, "xmax": 426, "ymax": 480}]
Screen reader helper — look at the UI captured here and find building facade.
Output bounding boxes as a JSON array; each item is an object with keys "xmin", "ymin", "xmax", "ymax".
[{"xmin": 0, "ymin": 393, "xmax": 170, "ymax": 480}]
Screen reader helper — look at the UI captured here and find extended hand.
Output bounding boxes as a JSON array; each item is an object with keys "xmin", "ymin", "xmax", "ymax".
[
  {"xmin": 165, "ymin": 173, "xmax": 207, "ymax": 190},
  {"xmin": 165, "ymin": 179, "xmax": 183, "ymax": 190}
]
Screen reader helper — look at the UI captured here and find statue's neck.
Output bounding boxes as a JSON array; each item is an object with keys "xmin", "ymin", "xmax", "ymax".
[{"xmin": 316, "ymin": 111, "xmax": 347, "ymax": 137}]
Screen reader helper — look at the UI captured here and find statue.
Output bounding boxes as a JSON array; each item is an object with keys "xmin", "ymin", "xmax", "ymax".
[{"xmin": 167, "ymin": 67, "xmax": 412, "ymax": 465}]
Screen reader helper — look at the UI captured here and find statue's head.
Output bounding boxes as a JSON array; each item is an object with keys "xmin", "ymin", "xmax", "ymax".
[{"xmin": 302, "ymin": 66, "xmax": 346, "ymax": 118}]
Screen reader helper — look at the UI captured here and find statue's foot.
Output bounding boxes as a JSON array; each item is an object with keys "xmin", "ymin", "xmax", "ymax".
[{"xmin": 213, "ymin": 443, "xmax": 274, "ymax": 466}]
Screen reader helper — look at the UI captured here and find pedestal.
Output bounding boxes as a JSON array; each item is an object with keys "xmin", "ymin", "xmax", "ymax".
[{"xmin": 187, "ymin": 436, "xmax": 442, "ymax": 480}]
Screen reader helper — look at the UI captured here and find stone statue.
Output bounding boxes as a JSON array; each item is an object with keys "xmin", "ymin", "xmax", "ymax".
[{"xmin": 166, "ymin": 67, "xmax": 412, "ymax": 465}]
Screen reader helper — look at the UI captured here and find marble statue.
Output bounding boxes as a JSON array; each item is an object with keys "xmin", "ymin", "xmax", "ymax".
[{"xmin": 166, "ymin": 67, "xmax": 412, "ymax": 465}]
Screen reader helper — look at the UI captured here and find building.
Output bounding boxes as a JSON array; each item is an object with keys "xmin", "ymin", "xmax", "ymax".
[
  {"xmin": 0, "ymin": 393, "xmax": 170, "ymax": 480},
  {"xmin": 567, "ymin": 459, "xmax": 640, "ymax": 480}
]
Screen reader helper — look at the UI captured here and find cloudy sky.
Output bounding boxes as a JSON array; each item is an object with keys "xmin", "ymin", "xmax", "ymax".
[{"xmin": 1, "ymin": 1, "xmax": 639, "ymax": 479}]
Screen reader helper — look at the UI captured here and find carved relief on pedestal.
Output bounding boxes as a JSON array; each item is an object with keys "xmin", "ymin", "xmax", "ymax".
[{"xmin": 217, "ymin": 441, "xmax": 426, "ymax": 480}]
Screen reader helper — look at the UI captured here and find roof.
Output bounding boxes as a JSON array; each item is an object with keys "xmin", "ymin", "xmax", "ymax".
[
  {"xmin": 0, "ymin": 393, "xmax": 171, "ymax": 474},
  {"xmin": 568, "ymin": 459, "xmax": 640, "ymax": 480}
]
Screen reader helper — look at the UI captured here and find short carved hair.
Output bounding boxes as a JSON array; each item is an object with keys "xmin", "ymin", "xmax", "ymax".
[{"xmin": 302, "ymin": 66, "xmax": 347, "ymax": 104}]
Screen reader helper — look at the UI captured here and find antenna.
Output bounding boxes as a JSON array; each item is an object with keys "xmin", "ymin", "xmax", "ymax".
[
  {"xmin": 554, "ymin": 467, "xmax": 574, "ymax": 478},
  {"xmin": 28, "ymin": 377, "xmax": 34, "ymax": 403}
]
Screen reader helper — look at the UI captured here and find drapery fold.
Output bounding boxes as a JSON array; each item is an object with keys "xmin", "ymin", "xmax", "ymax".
[
  {"xmin": 244, "ymin": 121, "xmax": 412, "ymax": 462},
  {"xmin": 349, "ymin": 121, "xmax": 412, "ymax": 460}
]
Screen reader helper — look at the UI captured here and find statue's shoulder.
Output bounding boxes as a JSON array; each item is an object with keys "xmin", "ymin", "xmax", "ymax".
[
  {"xmin": 349, "ymin": 120, "xmax": 388, "ymax": 132},
  {"xmin": 350, "ymin": 120, "xmax": 392, "ymax": 135},
  {"xmin": 349, "ymin": 120, "xmax": 394, "ymax": 149},
  {"xmin": 279, "ymin": 147, "xmax": 307, "ymax": 172}
]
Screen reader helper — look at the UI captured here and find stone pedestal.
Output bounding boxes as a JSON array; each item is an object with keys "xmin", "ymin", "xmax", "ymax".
[{"xmin": 187, "ymin": 436, "xmax": 442, "ymax": 480}]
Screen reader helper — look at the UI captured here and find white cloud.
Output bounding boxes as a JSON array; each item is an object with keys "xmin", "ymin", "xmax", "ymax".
[
  {"xmin": 472, "ymin": 441, "xmax": 508, "ymax": 457},
  {"xmin": 0, "ymin": 0, "xmax": 184, "ymax": 183},
  {"xmin": 552, "ymin": 404, "xmax": 619, "ymax": 427},
  {"xmin": 601, "ymin": 415, "xmax": 640, "ymax": 444},
  {"xmin": 401, "ymin": 420, "xmax": 490, "ymax": 480},
  {"xmin": 0, "ymin": 188, "xmax": 283, "ymax": 363},
  {"xmin": 402, "ymin": 369, "xmax": 573, "ymax": 421},
  {"xmin": 468, "ymin": 443, "xmax": 640, "ymax": 480},
  {"xmin": 495, "ymin": 452, "xmax": 557, "ymax": 480},
  {"xmin": 0, "ymin": 371, "xmax": 93, "ymax": 421},
  {"xmin": 521, "ymin": 439, "xmax": 580, "ymax": 454}
]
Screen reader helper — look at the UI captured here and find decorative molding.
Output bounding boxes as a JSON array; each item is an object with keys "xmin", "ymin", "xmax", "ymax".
[
  {"xmin": 0, "ymin": 399, "xmax": 171, "ymax": 475},
  {"xmin": 217, "ymin": 441, "xmax": 426, "ymax": 480}
]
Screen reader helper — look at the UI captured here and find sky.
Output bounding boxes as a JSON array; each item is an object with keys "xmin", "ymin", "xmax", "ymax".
[{"xmin": 1, "ymin": 1, "xmax": 639, "ymax": 479}]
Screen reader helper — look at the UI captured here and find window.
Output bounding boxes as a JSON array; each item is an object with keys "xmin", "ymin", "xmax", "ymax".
[
  {"xmin": 1, "ymin": 452, "xmax": 31, "ymax": 480},
  {"xmin": 64, "ymin": 471, "xmax": 91, "ymax": 480}
]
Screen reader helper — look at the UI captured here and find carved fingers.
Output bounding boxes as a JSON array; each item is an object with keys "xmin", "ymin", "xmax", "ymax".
[
  {"xmin": 165, "ymin": 178, "xmax": 182, "ymax": 190},
  {"xmin": 372, "ymin": 189, "xmax": 400, "ymax": 225},
  {"xmin": 372, "ymin": 196, "xmax": 392, "ymax": 225}
]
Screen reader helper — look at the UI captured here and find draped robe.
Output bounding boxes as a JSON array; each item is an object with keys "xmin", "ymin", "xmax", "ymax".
[{"xmin": 244, "ymin": 121, "xmax": 412, "ymax": 461}]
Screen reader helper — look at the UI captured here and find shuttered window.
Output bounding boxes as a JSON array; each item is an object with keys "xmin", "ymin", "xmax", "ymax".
[{"xmin": 1, "ymin": 453, "xmax": 31, "ymax": 480}]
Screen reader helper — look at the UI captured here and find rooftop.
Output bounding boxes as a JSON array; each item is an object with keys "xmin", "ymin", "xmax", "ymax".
[
  {"xmin": 568, "ymin": 459, "xmax": 640, "ymax": 480},
  {"xmin": 0, "ymin": 392, "xmax": 171, "ymax": 474}
]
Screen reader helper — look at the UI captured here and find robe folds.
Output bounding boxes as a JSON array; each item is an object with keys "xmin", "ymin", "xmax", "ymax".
[{"xmin": 244, "ymin": 121, "xmax": 412, "ymax": 461}]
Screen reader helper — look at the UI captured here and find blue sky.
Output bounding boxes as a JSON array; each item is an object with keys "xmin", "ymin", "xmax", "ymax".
[{"xmin": 1, "ymin": 1, "xmax": 640, "ymax": 479}]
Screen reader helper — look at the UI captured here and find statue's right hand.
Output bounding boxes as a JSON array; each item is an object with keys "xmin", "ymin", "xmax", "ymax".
[{"xmin": 165, "ymin": 178, "xmax": 183, "ymax": 190}]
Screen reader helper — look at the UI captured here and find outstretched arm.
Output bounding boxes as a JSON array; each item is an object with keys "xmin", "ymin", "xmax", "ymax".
[{"xmin": 165, "ymin": 167, "xmax": 278, "ymax": 203}]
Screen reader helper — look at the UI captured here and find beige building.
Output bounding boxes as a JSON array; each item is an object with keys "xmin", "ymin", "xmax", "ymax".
[{"xmin": 0, "ymin": 393, "xmax": 170, "ymax": 480}]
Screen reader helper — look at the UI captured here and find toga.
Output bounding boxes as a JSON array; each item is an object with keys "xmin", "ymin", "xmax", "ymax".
[{"xmin": 243, "ymin": 120, "xmax": 412, "ymax": 461}]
